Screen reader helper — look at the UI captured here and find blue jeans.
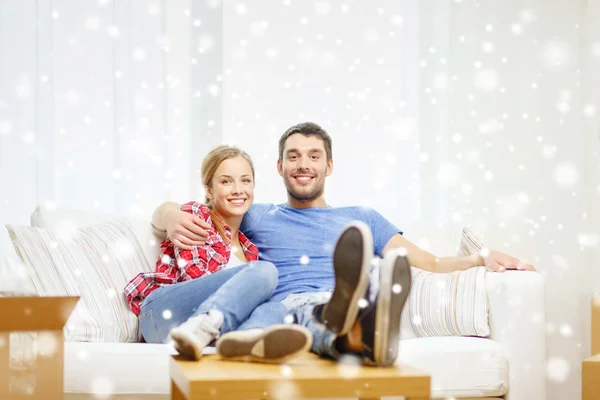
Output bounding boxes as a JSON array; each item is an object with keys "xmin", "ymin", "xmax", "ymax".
[
  {"xmin": 282, "ymin": 293, "xmax": 341, "ymax": 360},
  {"xmin": 139, "ymin": 261, "xmax": 287, "ymax": 344}
]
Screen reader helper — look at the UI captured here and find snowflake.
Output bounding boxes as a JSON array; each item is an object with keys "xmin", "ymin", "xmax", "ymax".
[
  {"xmin": 314, "ymin": 1, "xmax": 330, "ymax": 15},
  {"xmin": 250, "ymin": 20, "xmax": 268, "ymax": 36},
  {"xmin": 583, "ymin": 104, "xmax": 596, "ymax": 117},
  {"xmin": 578, "ymin": 234, "xmax": 598, "ymax": 247},
  {"xmin": 147, "ymin": 3, "xmax": 160, "ymax": 15},
  {"xmin": 391, "ymin": 15, "xmax": 404, "ymax": 26},
  {"xmin": 433, "ymin": 74, "xmax": 448, "ymax": 89},
  {"xmin": 511, "ymin": 23, "xmax": 524, "ymax": 35},
  {"xmin": 542, "ymin": 144, "xmax": 557, "ymax": 159},
  {"xmin": 481, "ymin": 42, "xmax": 495, "ymax": 53},
  {"xmin": 85, "ymin": 17, "xmax": 100, "ymax": 31},
  {"xmin": 518, "ymin": 192, "xmax": 529, "ymax": 204},
  {"xmin": 36, "ymin": 332, "xmax": 59, "ymax": 357},
  {"xmin": 436, "ymin": 163, "xmax": 460, "ymax": 187},
  {"xmin": 162, "ymin": 309, "xmax": 173, "ymax": 320},
  {"xmin": 543, "ymin": 42, "xmax": 569, "ymax": 68},
  {"xmin": 547, "ymin": 357, "xmax": 570, "ymax": 382},
  {"xmin": 519, "ymin": 9, "xmax": 537, "ymax": 23},
  {"xmin": 133, "ymin": 47, "xmax": 146, "ymax": 61},
  {"xmin": 197, "ymin": 35, "xmax": 215, "ymax": 53},
  {"xmin": 89, "ymin": 376, "xmax": 115, "ymax": 400},
  {"xmin": 337, "ymin": 354, "xmax": 361, "ymax": 378},
  {"xmin": 553, "ymin": 163, "xmax": 579, "ymax": 188},
  {"xmin": 474, "ymin": 69, "xmax": 499, "ymax": 91},
  {"xmin": 16, "ymin": 79, "xmax": 31, "ymax": 98},
  {"xmin": 268, "ymin": 380, "xmax": 301, "ymax": 399},
  {"xmin": 107, "ymin": 26, "xmax": 120, "ymax": 37}
]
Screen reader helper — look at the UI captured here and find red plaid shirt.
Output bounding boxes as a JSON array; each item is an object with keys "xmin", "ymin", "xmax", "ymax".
[{"xmin": 124, "ymin": 201, "xmax": 259, "ymax": 316}]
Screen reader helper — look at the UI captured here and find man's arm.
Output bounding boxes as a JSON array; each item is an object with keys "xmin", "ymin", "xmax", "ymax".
[
  {"xmin": 151, "ymin": 202, "xmax": 211, "ymax": 249},
  {"xmin": 151, "ymin": 202, "xmax": 181, "ymax": 235},
  {"xmin": 382, "ymin": 233, "xmax": 535, "ymax": 273}
]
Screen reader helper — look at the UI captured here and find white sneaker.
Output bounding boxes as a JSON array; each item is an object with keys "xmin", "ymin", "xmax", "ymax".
[{"xmin": 168, "ymin": 309, "xmax": 224, "ymax": 361}]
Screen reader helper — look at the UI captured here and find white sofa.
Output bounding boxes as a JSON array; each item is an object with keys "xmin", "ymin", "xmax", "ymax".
[{"xmin": 10, "ymin": 207, "xmax": 547, "ymax": 399}]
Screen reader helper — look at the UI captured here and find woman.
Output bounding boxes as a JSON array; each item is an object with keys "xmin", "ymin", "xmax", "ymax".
[{"xmin": 124, "ymin": 145, "xmax": 311, "ymax": 361}]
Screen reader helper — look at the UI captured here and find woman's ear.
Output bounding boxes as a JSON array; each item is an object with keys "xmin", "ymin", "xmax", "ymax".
[{"xmin": 204, "ymin": 185, "xmax": 213, "ymax": 200}]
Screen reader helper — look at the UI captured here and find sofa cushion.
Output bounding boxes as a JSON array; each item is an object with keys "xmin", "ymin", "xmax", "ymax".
[
  {"xmin": 63, "ymin": 337, "xmax": 506, "ymax": 398},
  {"xmin": 458, "ymin": 226, "xmax": 486, "ymax": 257},
  {"xmin": 400, "ymin": 266, "xmax": 490, "ymax": 339},
  {"xmin": 396, "ymin": 336, "xmax": 508, "ymax": 398},
  {"xmin": 64, "ymin": 342, "xmax": 175, "ymax": 395},
  {"xmin": 6, "ymin": 220, "xmax": 149, "ymax": 342},
  {"xmin": 30, "ymin": 206, "xmax": 160, "ymax": 270}
]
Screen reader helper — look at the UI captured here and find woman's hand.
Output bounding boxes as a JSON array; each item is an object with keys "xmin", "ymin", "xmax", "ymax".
[
  {"xmin": 164, "ymin": 208, "xmax": 211, "ymax": 250},
  {"xmin": 482, "ymin": 249, "xmax": 536, "ymax": 272}
]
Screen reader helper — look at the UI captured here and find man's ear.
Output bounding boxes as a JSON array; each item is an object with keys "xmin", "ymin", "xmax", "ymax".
[
  {"xmin": 326, "ymin": 159, "xmax": 333, "ymax": 176},
  {"xmin": 277, "ymin": 159, "xmax": 283, "ymax": 177}
]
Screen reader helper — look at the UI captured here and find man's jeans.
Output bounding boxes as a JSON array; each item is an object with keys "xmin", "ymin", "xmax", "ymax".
[
  {"xmin": 139, "ymin": 261, "xmax": 287, "ymax": 344},
  {"xmin": 282, "ymin": 292, "xmax": 341, "ymax": 360}
]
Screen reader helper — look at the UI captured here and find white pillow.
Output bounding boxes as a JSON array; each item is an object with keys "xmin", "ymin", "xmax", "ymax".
[
  {"xmin": 400, "ymin": 227, "xmax": 490, "ymax": 339},
  {"xmin": 5, "ymin": 220, "xmax": 149, "ymax": 342}
]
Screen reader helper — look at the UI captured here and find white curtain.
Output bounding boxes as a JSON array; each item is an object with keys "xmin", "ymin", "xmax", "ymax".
[{"xmin": 1, "ymin": 1, "xmax": 600, "ymax": 399}]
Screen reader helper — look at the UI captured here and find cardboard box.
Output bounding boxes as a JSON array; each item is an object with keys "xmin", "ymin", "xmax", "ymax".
[
  {"xmin": 0, "ymin": 296, "xmax": 78, "ymax": 400},
  {"xmin": 593, "ymin": 295, "xmax": 600, "ymax": 356},
  {"xmin": 583, "ymin": 355, "xmax": 600, "ymax": 400}
]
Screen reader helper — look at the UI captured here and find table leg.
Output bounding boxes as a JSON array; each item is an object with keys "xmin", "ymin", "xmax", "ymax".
[{"xmin": 171, "ymin": 380, "xmax": 186, "ymax": 400}]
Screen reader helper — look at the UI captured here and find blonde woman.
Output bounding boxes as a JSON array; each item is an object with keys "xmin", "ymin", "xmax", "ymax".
[{"xmin": 124, "ymin": 146, "xmax": 311, "ymax": 362}]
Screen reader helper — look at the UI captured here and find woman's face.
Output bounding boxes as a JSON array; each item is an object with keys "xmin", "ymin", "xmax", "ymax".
[{"xmin": 207, "ymin": 156, "xmax": 254, "ymax": 220}]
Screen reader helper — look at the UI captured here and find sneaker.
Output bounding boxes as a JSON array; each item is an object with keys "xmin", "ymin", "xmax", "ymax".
[
  {"xmin": 358, "ymin": 249, "xmax": 412, "ymax": 366},
  {"xmin": 313, "ymin": 221, "xmax": 373, "ymax": 335},
  {"xmin": 168, "ymin": 309, "xmax": 223, "ymax": 361},
  {"xmin": 216, "ymin": 324, "xmax": 312, "ymax": 363}
]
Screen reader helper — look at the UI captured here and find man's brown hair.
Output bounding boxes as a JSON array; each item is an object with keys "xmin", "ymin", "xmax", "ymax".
[{"xmin": 278, "ymin": 122, "xmax": 333, "ymax": 162}]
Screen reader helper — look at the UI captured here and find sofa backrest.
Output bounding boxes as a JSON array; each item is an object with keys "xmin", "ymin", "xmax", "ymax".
[{"xmin": 30, "ymin": 206, "xmax": 161, "ymax": 270}]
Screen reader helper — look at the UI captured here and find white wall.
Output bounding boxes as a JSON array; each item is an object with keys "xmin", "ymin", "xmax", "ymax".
[
  {"xmin": 1, "ymin": 1, "xmax": 600, "ymax": 399},
  {"xmin": 221, "ymin": 0, "xmax": 421, "ymax": 230},
  {"xmin": 0, "ymin": 0, "xmax": 209, "ymax": 258}
]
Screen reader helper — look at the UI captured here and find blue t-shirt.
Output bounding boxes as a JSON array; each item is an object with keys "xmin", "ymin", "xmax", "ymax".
[{"xmin": 240, "ymin": 203, "xmax": 402, "ymax": 301}]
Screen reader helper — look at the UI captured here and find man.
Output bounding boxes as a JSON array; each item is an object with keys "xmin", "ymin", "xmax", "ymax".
[{"xmin": 153, "ymin": 122, "xmax": 535, "ymax": 365}]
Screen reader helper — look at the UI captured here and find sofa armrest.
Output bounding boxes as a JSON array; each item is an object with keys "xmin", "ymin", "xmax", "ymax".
[{"xmin": 486, "ymin": 271, "xmax": 546, "ymax": 400}]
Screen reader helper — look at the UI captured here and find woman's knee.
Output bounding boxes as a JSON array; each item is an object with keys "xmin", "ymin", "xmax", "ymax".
[{"xmin": 247, "ymin": 261, "xmax": 278, "ymax": 291}]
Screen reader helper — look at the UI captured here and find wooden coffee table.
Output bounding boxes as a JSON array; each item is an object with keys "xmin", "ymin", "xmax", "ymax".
[{"xmin": 170, "ymin": 352, "xmax": 430, "ymax": 400}]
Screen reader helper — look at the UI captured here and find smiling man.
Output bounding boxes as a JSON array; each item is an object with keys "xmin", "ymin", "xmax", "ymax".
[{"xmin": 153, "ymin": 122, "xmax": 535, "ymax": 366}]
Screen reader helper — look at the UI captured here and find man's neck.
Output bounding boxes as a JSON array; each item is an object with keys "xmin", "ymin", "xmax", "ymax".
[{"xmin": 286, "ymin": 196, "xmax": 328, "ymax": 209}]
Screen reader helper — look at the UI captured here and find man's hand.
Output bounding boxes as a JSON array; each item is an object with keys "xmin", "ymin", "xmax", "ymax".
[
  {"xmin": 482, "ymin": 249, "xmax": 536, "ymax": 272},
  {"xmin": 163, "ymin": 208, "xmax": 211, "ymax": 249}
]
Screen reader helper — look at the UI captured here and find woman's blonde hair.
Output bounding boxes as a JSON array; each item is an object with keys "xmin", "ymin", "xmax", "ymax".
[{"xmin": 201, "ymin": 145, "xmax": 255, "ymax": 244}]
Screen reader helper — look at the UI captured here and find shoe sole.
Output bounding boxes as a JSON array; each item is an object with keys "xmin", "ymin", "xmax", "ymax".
[
  {"xmin": 374, "ymin": 251, "xmax": 412, "ymax": 366},
  {"xmin": 169, "ymin": 328, "xmax": 205, "ymax": 361},
  {"xmin": 216, "ymin": 325, "xmax": 312, "ymax": 363},
  {"xmin": 322, "ymin": 222, "xmax": 373, "ymax": 335}
]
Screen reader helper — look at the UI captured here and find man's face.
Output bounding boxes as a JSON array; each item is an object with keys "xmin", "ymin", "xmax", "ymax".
[{"xmin": 277, "ymin": 134, "xmax": 333, "ymax": 202}]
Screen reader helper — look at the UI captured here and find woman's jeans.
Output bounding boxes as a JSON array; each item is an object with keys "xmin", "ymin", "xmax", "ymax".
[{"xmin": 139, "ymin": 261, "xmax": 287, "ymax": 344}]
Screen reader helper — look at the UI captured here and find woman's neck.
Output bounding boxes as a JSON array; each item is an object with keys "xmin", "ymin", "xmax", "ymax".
[{"xmin": 213, "ymin": 211, "xmax": 242, "ymax": 239}]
